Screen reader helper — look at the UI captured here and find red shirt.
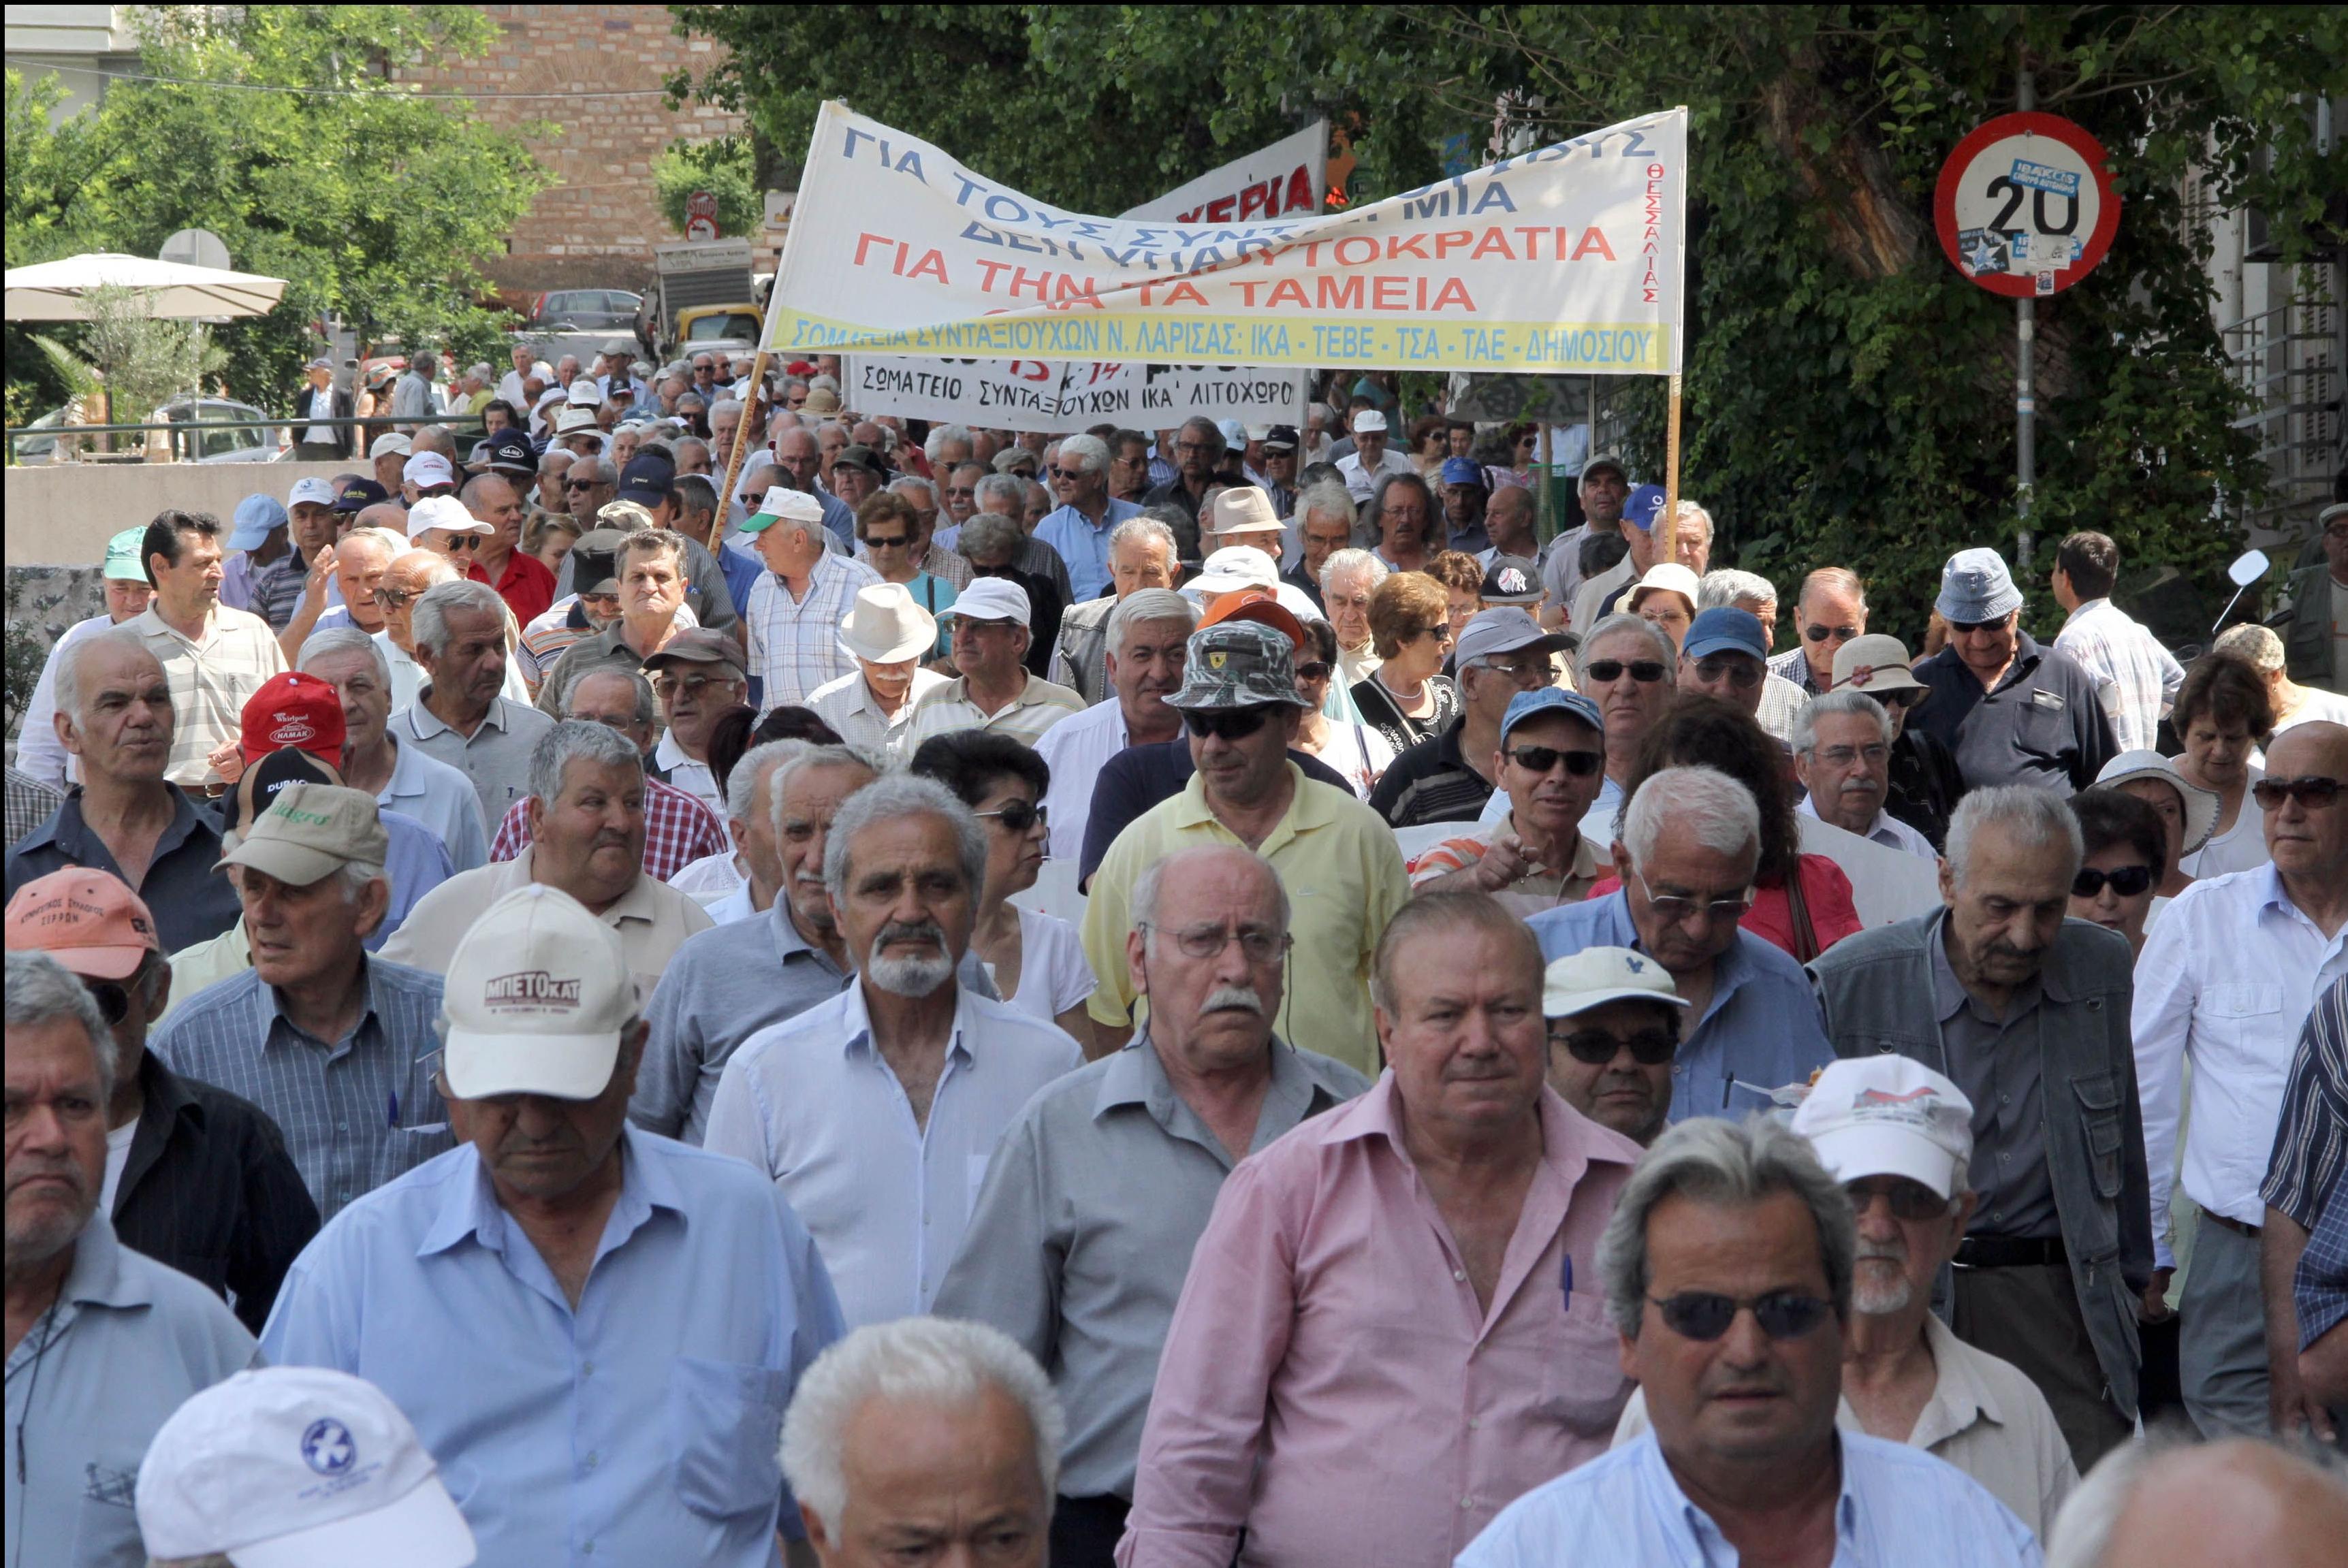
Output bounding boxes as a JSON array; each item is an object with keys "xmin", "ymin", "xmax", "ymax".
[{"xmin": 470, "ymin": 550, "xmax": 556, "ymax": 626}]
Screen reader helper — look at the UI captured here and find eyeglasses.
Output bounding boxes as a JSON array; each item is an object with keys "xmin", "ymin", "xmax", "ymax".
[
  {"xmin": 654, "ymin": 672, "xmax": 738, "ymax": 700},
  {"xmin": 1584, "ymin": 658, "xmax": 1669, "ymax": 684},
  {"xmin": 1550, "ymin": 1026, "xmax": 1677, "ymax": 1066},
  {"xmin": 1139, "ymin": 921, "xmax": 1291, "ymax": 963},
  {"xmin": 1049, "ymin": 466, "xmax": 1088, "ymax": 481},
  {"xmin": 1948, "ymin": 618, "xmax": 2008, "ymax": 635},
  {"xmin": 84, "ymin": 979, "xmax": 132, "ymax": 1026},
  {"xmin": 1649, "ymin": 1290, "xmax": 1836, "ymax": 1342},
  {"xmin": 863, "ymin": 534, "xmax": 913, "ymax": 550},
  {"xmin": 1813, "ymin": 744, "xmax": 1890, "ymax": 769},
  {"xmin": 565, "ymin": 478, "xmax": 600, "ymax": 491},
  {"xmin": 1630, "ymin": 867, "xmax": 1754, "ymax": 928},
  {"xmin": 372, "ymin": 588, "xmax": 415, "ymax": 609},
  {"xmin": 1183, "ymin": 707, "xmax": 1273, "ymax": 740},
  {"xmin": 1691, "ymin": 656, "xmax": 1762, "ymax": 689},
  {"xmin": 974, "ymin": 799, "xmax": 1047, "ymax": 833},
  {"xmin": 2072, "ymin": 864, "xmax": 2154, "ymax": 898},
  {"xmin": 1804, "ymin": 624, "xmax": 1860, "ymax": 643},
  {"xmin": 443, "ymin": 535, "xmax": 479, "ymax": 552},
  {"xmin": 1506, "ymin": 743, "xmax": 1603, "ymax": 777},
  {"xmin": 1873, "ymin": 688, "xmax": 1924, "ymax": 711},
  {"xmin": 1408, "ymin": 622, "xmax": 1455, "ymax": 645},
  {"xmin": 2251, "ymin": 775, "xmax": 2343, "ymax": 812},
  {"xmin": 1476, "ymin": 657, "xmax": 1557, "ymax": 686},
  {"xmin": 1294, "ymin": 660, "xmax": 1333, "ymax": 682},
  {"xmin": 1845, "ymin": 1177, "xmax": 1952, "ymax": 1222}
]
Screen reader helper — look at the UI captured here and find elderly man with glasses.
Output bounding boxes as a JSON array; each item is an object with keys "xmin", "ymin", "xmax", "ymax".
[
  {"xmin": 1457, "ymin": 1115, "xmax": 2040, "ymax": 1568},
  {"xmin": 1410, "ymin": 688, "xmax": 1610, "ymax": 916},
  {"xmin": 1034, "ymin": 434, "xmax": 1143, "ymax": 604},
  {"xmin": 1772, "ymin": 566, "xmax": 1870, "ymax": 699},
  {"xmin": 1477, "ymin": 612, "xmax": 1682, "ymax": 848},
  {"xmin": 1372, "ymin": 607, "xmax": 1570, "ymax": 829},
  {"xmin": 1833, "ymin": 633, "xmax": 1965, "ymax": 852},
  {"xmin": 1794, "ymin": 690, "xmax": 1938, "ymax": 859},
  {"xmin": 1527, "ymin": 765, "xmax": 1835, "ymax": 1123}
]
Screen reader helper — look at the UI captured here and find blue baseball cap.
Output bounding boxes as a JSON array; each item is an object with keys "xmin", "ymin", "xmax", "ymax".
[
  {"xmin": 227, "ymin": 494, "xmax": 288, "ymax": 552},
  {"xmin": 1683, "ymin": 606, "xmax": 1770, "ymax": 662},
  {"xmin": 1501, "ymin": 686, "xmax": 1604, "ymax": 745},
  {"xmin": 1440, "ymin": 456, "xmax": 1487, "ymax": 490},
  {"xmin": 1623, "ymin": 483, "xmax": 1667, "ymax": 531}
]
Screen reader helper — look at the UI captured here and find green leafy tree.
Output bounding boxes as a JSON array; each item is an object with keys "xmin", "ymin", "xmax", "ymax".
[
  {"xmin": 670, "ymin": 3, "xmax": 2342, "ymax": 635},
  {"xmin": 652, "ymin": 135, "xmax": 762, "ymax": 238},
  {"xmin": 5, "ymin": 7, "xmax": 551, "ymax": 419}
]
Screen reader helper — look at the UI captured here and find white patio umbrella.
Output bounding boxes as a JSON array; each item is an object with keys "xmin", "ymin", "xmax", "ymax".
[{"xmin": 3, "ymin": 252, "xmax": 288, "ymax": 321}]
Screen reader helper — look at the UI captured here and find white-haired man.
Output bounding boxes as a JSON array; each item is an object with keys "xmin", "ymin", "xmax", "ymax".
[
  {"xmin": 1811, "ymin": 784, "xmax": 2151, "ymax": 1470},
  {"xmin": 1794, "ymin": 689, "xmax": 1938, "ymax": 859},
  {"xmin": 1051, "ymin": 514, "xmax": 1182, "ymax": 705},
  {"xmin": 1036, "ymin": 588, "xmax": 1196, "ymax": 864},
  {"xmin": 1527, "ymin": 765, "xmax": 1835, "ymax": 1120},
  {"xmin": 782, "ymin": 1316, "xmax": 1062, "ymax": 1568},
  {"xmin": 743, "ymin": 485, "xmax": 882, "ymax": 708},
  {"xmin": 1036, "ymin": 433, "xmax": 1144, "ymax": 603},
  {"xmin": 705, "ymin": 775, "xmax": 1082, "ymax": 1327},
  {"xmin": 388, "ymin": 577, "xmax": 553, "ymax": 827},
  {"xmin": 807, "ymin": 583, "xmax": 951, "ymax": 758},
  {"xmin": 936, "ymin": 845, "xmax": 1367, "ymax": 1565},
  {"xmin": 264, "ymin": 884, "xmax": 845, "ymax": 1568}
]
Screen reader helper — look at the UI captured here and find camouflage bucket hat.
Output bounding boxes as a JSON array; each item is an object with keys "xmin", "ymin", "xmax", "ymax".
[{"xmin": 1168, "ymin": 621, "xmax": 1310, "ymax": 711}]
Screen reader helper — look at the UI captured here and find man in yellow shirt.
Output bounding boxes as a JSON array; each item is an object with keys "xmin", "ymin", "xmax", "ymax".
[{"xmin": 1081, "ymin": 621, "xmax": 1408, "ymax": 1078}]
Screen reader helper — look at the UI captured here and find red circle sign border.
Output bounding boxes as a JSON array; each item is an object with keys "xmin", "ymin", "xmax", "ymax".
[{"xmin": 1933, "ymin": 111, "xmax": 2121, "ymax": 298}]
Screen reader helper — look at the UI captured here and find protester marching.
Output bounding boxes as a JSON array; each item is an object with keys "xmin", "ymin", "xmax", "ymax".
[{"xmin": 7, "ymin": 20, "xmax": 2348, "ymax": 1568}]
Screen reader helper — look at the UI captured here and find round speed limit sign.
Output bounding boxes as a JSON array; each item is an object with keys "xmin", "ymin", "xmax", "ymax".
[{"xmin": 1934, "ymin": 112, "xmax": 2120, "ymax": 298}]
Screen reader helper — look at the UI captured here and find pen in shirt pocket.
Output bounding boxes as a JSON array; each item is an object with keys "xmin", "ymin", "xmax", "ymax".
[
  {"xmin": 1560, "ymin": 1251, "xmax": 1574, "ymax": 1304},
  {"xmin": 387, "ymin": 1087, "xmax": 399, "ymax": 1128}
]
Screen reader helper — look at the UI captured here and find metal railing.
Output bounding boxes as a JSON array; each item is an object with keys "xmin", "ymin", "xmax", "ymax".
[{"xmin": 3, "ymin": 411, "xmax": 482, "ymax": 462}]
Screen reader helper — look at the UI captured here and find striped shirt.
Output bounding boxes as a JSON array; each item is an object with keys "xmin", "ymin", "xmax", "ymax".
[
  {"xmin": 2261, "ymin": 975, "xmax": 2348, "ymax": 1230},
  {"xmin": 486, "ymin": 772, "xmax": 729, "ymax": 882},
  {"xmin": 248, "ymin": 552, "xmax": 311, "ymax": 630},
  {"xmin": 148, "ymin": 955, "xmax": 451, "ymax": 1221},
  {"xmin": 128, "ymin": 603, "xmax": 289, "ymax": 786},
  {"xmin": 747, "ymin": 551, "xmax": 882, "ymax": 709},
  {"xmin": 905, "ymin": 672, "xmax": 1087, "ymax": 748},
  {"xmin": 2054, "ymin": 596, "xmax": 2185, "ymax": 754},
  {"xmin": 1768, "ymin": 644, "xmax": 1830, "ymax": 697},
  {"xmin": 1406, "ymin": 816, "xmax": 1604, "ymax": 919}
]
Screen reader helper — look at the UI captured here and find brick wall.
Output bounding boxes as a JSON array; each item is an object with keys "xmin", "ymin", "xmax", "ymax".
[{"xmin": 396, "ymin": 4, "xmax": 758, "ymax": 296}]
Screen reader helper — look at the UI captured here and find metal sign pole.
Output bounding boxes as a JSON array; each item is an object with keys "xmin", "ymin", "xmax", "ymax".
[{"xmin": 2015, "ymin": 66, "xmax": 2037, "ymax": 566}]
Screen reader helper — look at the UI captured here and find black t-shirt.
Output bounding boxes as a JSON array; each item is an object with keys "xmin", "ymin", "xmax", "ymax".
[
  {"xmin": 1350, "ymin": 672, "xmax": 1461, "ymax": 756},
  {"xmin": 1078, "ymin": 739, "xmax": 1354, "ymax": 884}
]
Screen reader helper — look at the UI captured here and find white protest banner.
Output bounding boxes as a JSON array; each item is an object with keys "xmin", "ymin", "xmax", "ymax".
[
  {"xmin": 842, "ymin": 357, "xmax": 1308, "ymax": 432},
  {"xmin": 1120, "ymin": 121, "xmax": 1328, "ymax": 224},
  {"xmin": 767, "ymin": 101, "xmax": 1687, "ymax": 374}
]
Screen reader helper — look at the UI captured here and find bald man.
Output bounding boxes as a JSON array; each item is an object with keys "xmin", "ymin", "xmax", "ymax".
[{"xmin": 2049, "ymin": 1438, "xmax": 2348, "ymax": 1568}]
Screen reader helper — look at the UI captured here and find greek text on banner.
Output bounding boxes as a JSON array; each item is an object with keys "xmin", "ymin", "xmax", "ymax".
[
  {"xmin": 766, "ymin": 102, "xmax": 1687, "ymax": 376},
  {"xmin": 843, "ymin": 357, "xmax": 1308, "ymax": 432}
]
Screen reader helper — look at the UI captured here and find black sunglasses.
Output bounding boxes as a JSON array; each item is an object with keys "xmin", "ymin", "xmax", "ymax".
[
  {"xmin": 1294, "ymin": 660, "xmax": 1333, "ymax": 682},
  {"xmin": 1506, "ymin": 744, "xmax": 1603, "ymax": 777},
  {"xmin": 2072, "ymin": 865, "xmax": 2154, "ymax": 899},
  {"xmin": 1947, "ymin": 618, "xmax": 2008, "ymax": 635},
  {"xmin": 1846, "ymin": 1177, "xmax": 1952, "ymax": 1223},
  {"xmin": 1650, "ymin": 1290, "xmax": 1835, "ymax": 1342},
  {"xmin": 1804, "ymin": 624, "xmax": 1858, "ymax": 643},
  {"xmin": 975, "ymin": 799, "xmax": 1047, "ymax": 833},
  {"xmin": 443, "ymin": 535, "xmax": 479, "ymax": 551},
  {"xmin": 1585, "ymin": 658, "xmax": 1669, "ymax": 684},
  {"xmin": 2252, "ymin": 775, "xmax": 2344, "ymax": 811},
  {"xmin": 84, "ymin": 979, "xmax": 131, "ymax": 1026},
  {"xmin": 1692, "ymin": 656, "xmax": 1762, "ymax": 688},
  {"xmin": 565, "ymin": 477, "xmax": 600, "ymax": 491},
  {"xmin": 1550, "ymin": 1027, "xmax": 1676, "ymax": 1066},
  {"xmin": 863, "ymin": 534, "xmax": 913, "ymax": 550},
  {"xmin": 1184, "ymin": 708, "xmax": 1273, "ymax": 740}
]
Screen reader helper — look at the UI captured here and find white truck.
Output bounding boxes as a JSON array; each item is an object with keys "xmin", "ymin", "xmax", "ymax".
[{"xmin": 641, "ymin": 238, "xmax": 762, "ymax": 360}]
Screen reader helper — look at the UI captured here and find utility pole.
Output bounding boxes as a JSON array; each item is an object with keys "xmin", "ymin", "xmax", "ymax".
[{"xmin": 2015, "ymin": 64, "xmax": 2037, "ymax": 566}]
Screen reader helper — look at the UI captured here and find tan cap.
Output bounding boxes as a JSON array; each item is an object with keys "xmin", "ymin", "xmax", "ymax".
[
  {"xmin": 1208, "ymin": 486, "xmax": 1284, "ymax": 535},
  {"xmin": 1830, "ymin": 634, "xmax": 1926, "ymax": 697},
  {"xmin": 216, "ymin": 782, "xmax": 387, "ymax": 886}
]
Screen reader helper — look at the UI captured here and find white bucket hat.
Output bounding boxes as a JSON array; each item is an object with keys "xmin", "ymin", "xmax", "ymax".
[{"xmin": 838, "ymin": 581, "xmax": 940, "ymax": 663}]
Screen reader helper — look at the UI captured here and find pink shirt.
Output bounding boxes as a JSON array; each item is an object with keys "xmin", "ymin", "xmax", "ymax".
[{"xmin": 1117, "ymin": 1074, "xmax": 1640, "ymax": 1568}]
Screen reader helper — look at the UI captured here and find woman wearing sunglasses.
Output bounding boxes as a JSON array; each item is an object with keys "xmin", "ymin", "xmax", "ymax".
[
  {"xmin": 1289, "ymin": 616, "xmax": 1393, "ymax": 799},
  {"xmin": 856, "ymin": 491, "xmax": 956, "ymax": 662},
  {"xmin": 1350, "ymin": 571, "xmax": 1461, "ymax": 754},
  {"xmin": 908, "ymin": 731, "xmax": 1096, "ymax": 1040},
  {"xmin": 2065, "ymin": 788, "xmax": 2169, "ymax": 957}
]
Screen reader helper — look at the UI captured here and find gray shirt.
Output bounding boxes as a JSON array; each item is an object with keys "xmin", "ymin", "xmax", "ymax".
[
  {"xmin": 3, "ymin": 1213, "xmax": 256, "ymax": 1568},
  {"xmin": 633, "ymin": 899, "xmax": 998, "ymax": 1145},
  {"xmin": 930, "ymin": 1033, "xmax": 1369, "ymax": 1499},
  {"xmin": 1929, "ymin": 913, "xmax": 2060, "ymax": 1239},
  {"xmin": 387, "ymin": 690, "xmax": 554, "ymax": 831}
]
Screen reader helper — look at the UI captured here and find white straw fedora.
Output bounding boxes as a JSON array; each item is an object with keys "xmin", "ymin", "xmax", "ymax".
[{"xmin": 838, "ymin": 581, "xmax": 939, "ymax": 664}]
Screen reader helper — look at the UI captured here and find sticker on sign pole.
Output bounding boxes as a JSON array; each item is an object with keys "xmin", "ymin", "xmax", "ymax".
[{"xmin": 1933, "ymin": 112, "xmax": 2120, "ymax": 298}]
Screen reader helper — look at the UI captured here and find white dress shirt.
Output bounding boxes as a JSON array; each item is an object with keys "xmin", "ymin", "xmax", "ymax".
[
  {"xmin": 1033, "ymin": 697, "xmax": 1131, "ymax": 862},
  {"xmin": 702, "ymin": 979, "xmax": 1083, "ymax": 1327},
  {"xmin": 1335, "ymin": 447, "xmax": 1414, "ymax": 501},
  {"xmin": 2053, "ymin": 597, "xmax": 2184, "ymax": 754},
  {"xmin": 805, "ymin": 667, "xmax": 947, "ymax": 758},
  {"xmin": 1798, "ymin": 794, "xmax": 1939, "ymax": 859},
  {"xmin": 2132, "ymin": 863, "xmax": 2348, "ymax": 1265},
  {"xmin": 654, "ymin": 730, "xmax": 722, "ymax": 818}
]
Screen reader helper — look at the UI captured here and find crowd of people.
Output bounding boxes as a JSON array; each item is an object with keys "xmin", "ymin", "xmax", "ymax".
[{"xmin": 5, "ymin": 347, "xmax": 2347, "ymax": 1568}]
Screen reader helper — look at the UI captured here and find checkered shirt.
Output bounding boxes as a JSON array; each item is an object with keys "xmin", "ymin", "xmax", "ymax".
[
  {"xmin": 2053, "ymin": 596, "xmax": 2185, "ymax": 754},
  {"xmin": 5, "ymin": 765, "xmax": 64, "ymax": 851},
  {"xmin": 746, "ymin": 550, "xmax": 881, "ymax": 709},
  {"xmin": 486, "ymin": 771, "xmax": 729, "ymax": 882}
]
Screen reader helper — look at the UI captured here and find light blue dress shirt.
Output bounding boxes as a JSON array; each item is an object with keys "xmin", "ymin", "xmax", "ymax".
[
  {"xmin": 261, "ymin": 1127, "xmax": 845, "ymax": 1568},
  {"xmin": 1527, "ymin": 891, "xmax": 1835, "ymax": 1123},
  {"xmin": 376, "ymin": 807, "xmax": 455, "ymax": 950},
  {"xmin": 1034, "ymin": 498, "xmax": 1143, "ymax": 602},
  {"xmin": 1457, "ymin": 1430, "xmax": 2041, "ymax": 1567},
  {"xmin": 703, "ymin": 979, "xmax": 1085, "ymax": 1327},
  {"xmin": 380, "ymin": 738, "xmax": 490, "ymax": 873},
  {"xmin": 5, "ymin": 1213, "xmax": 257, "ymax": 1568}
]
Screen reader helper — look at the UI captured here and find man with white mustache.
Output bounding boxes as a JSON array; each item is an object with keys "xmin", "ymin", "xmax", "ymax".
[
  {"xmin": 705, "ymin": 774, "xmax": 1082, "ymax": 1329},
  {"xmin": 1794, "ymin": 690, "xmax": 1938, "ymax": 860},
  {"xmin": 1613, "ymin": 1055, "xmax": 2078, "ymax": 1538},
  {"xmin": 933, "ymin": 844, "xmax": 1369, "ymax": 1567}
]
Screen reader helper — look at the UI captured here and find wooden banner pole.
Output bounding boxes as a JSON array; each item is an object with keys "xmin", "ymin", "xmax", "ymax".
[
  {"xmin": 710, "ymin": 349, "xmax": 772, "ymax": 554},
  {"xmin": 1659, "ymin": 372, "xmax": 1683, "ymax": 562}
]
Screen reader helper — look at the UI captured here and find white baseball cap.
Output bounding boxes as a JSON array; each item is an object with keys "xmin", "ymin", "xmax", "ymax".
[
  {"xmin": 742, "ymin": 485, "xmax": 826, "ymax": 533},
  {"xmin": 1790, "ymin": 1055, "xmax": 1975, "ymax": 1200},
  {"xmin": 565, "ymin": 379, "xmax": 605, "ymax": 408},
  {"xmin": 401, "ymin": 451, "xmax": 456, "ymax": 490},
  {"xmin": 287, "ymin": 476, "xmax": 340, "ymax": 510},
  {"xmin": 1352, "ymin": 408, "xmax": 1389, "ymax": 434},
  {"xmin": 404, "ymin": 494, "xmax": 490, "ymax": 541},
  {"xmin": 939, "ymin": 576, "xmax": 1032, "ymax": 628},
  {"xmin": 368, "ymin": 432, "xmax": 411, "ymax": 459},
  {"xmin": 441, "ymin": 884, "xmax": 634, "ymax": 1100},
  {"xmin": 136, "ymin": 1366, "xmax": 476, "ymax": 1568},
  {"xmin": 1542, "ymin": 946, "xmax": 1688, "ymax": 1019},
  {"xmin": 1188, "ymin": 545, "xmax": 1280, "ymax": 596}
]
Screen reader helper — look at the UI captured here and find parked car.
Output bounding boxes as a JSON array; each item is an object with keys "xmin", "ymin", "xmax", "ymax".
[
  {"xmin": 526, "ymin": 289, "xmax": 644, "ymax": 332},
  {"xmin": 11, "ymin": 396, "xmax": 285, "ymax": 465}
]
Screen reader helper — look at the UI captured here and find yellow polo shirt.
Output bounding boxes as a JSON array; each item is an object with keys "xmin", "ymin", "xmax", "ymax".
[{"xmin": 1081, "ymin": 763, "xmax": 1408, "ymax": 1079}]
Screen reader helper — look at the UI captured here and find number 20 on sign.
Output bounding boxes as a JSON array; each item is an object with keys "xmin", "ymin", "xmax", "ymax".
[{"xmin": 1934, "ymin": 112, "xmax": 2121, "ymax": 298}]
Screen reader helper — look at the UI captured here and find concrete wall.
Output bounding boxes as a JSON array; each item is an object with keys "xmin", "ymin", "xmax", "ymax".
[{"xmin": 4, "ymin": 460, "xmax": 359, "ymax": 566}]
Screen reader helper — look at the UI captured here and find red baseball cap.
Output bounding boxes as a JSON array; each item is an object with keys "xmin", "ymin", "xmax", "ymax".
[
  {"xmin": 3, "ymin": 868, "xmax": 160, "ymax": 979},
  {"xmin": 1200, "ymin": 588, "xmax": 1307, "ymax": 653},
  {"xmin": 240, "ymin": 673, "xmax": 347, "ymax": 766}
]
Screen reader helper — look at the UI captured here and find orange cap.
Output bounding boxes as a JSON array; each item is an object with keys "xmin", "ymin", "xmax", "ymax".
[
  {"xmin": 3, "ymin": 867, "xmax": 160, "ymax": 979},
  {"xmin": 1199, "ymin": 588, "xmax": 1306, "ymax": 652}
]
